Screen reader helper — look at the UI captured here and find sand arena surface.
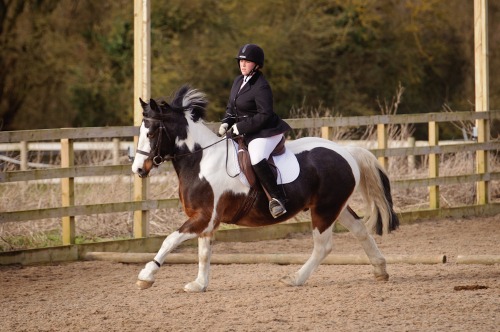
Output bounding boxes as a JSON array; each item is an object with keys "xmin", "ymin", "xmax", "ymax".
[{"xmin": 0, "ymin": 216, "xmax": 499, "ymax": 332}]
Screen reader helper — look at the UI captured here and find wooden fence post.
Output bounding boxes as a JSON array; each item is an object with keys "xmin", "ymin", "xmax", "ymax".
[
  {"xmin": 321, "ymin": 126, "xmax": 332, "ymax": 140},
  {"xmin": 407, "ymin": 136, "xmax": 416, "ymax": 171},
  {"xmin": 133, "ymin": 0, "xmax": 151, "ymax": 238},
  {"xmin": 112, "ymin": 138, "xmax": 120, "ymax": 165},
  {"xmin": 61, "ymin": 138, "xmax": 75, "ymax": 245},
  {"xmin": 20, "ymin": 141, "xmax": 28, "ymax": 171},
  {"xmin": 474, "ymin": 0, "xmax": 490, "ymax": 205},
  {"xmin": 428, "ymin": 122, "xmax": 439, "ymax": 209},
  {"xmin": 377, "ymin": 123, "xmax": 388, "ymax": 170}
]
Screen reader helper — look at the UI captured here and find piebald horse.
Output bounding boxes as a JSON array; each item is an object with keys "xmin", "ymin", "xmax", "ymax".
[{"xmin": 132, "ymin": 85, "xmax": 399, "ymax": 292}]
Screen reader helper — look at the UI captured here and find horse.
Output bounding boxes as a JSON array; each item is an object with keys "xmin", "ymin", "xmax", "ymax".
[{"xmin": 131, "ymin": 85, "xmax": 399, "ymax": 292}]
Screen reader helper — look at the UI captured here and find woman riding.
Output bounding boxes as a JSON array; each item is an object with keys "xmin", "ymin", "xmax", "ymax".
[{"xmin": 218, "ymin": 44, "xmax": 291, "ymax": 218}]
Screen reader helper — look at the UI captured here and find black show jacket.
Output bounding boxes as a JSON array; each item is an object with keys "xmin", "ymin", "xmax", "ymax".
[{"xmin": 223, "ymin": 71, "xmax": 291, "ymax": 144}]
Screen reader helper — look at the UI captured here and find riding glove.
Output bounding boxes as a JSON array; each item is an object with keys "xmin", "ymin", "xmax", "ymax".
[
  {"xmin": 218, "ymin": 123, "xmax": 228, "ymax": 136},
  {"xmin": 226, "ymin": 125, "xmax": 239, "ymax": 138}
]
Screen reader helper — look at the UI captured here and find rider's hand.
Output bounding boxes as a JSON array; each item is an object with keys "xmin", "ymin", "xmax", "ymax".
[
  {"xmin": 226, "ymin": 125, "xmax": 239, "ymax": 139},
  {"xmin": 218, "ymin": 123, "xmax": 228, "ymax": 137}
]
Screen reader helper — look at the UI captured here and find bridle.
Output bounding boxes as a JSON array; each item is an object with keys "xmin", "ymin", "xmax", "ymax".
[
  {"xmin": 135, "ymin": 117, "xmax": 228, "ymax": 166},
  {"xmin": 136, "ymin": 117, "xmax": 171, "ymax": 166}
]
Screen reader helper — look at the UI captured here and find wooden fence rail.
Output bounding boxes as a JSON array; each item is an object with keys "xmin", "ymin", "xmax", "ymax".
[{"xmin": 1, "ymin": 111, "xmax": 500, "ymax": 245}]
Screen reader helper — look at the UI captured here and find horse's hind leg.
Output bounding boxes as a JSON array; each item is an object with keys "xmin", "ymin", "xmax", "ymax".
[
  {"xmin": 338, "ymin": 209, "xmax": 389, "ymax": 281},
  {"xmin": 184, "ymin": 236, "xmax": 212, "ymax": 292},
  {"xmin": 280, "ymin": 225, "xmax": 333, "ymax": 286}
]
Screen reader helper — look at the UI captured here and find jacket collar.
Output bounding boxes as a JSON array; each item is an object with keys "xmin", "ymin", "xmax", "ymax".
[{"xmin": 237, "ymin": 71, "xmax": 261, "ymax": 96}]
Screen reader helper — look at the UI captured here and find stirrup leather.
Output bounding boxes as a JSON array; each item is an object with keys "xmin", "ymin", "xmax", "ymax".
[{"xmin": 269, "ymin": 198, "xmax": 286, "ymax": 218}]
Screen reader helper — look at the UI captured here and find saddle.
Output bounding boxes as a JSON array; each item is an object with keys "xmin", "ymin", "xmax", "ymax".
[
  {"xmin": 229, "ymin": 136, "xmax": 286, "ymax": 224},
  {"xmin": 235, "ymin": 136, "xmax": 286, "ymax": 188}
]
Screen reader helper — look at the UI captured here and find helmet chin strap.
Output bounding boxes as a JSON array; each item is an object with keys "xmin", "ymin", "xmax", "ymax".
[{"xmin": 246, "ymin": 65, "xmax": 259, "ymax": 80}]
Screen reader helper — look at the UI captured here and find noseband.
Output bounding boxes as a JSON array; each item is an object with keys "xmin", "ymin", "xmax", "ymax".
[{"xmin": 136, "ymin": 117, "xmax": 227, "ymax": 166}]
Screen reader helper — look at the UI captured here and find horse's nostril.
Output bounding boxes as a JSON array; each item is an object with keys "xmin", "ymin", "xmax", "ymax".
[{"xmin": 137, "ymin": 168, "xmax": 145, "ymax": 178}]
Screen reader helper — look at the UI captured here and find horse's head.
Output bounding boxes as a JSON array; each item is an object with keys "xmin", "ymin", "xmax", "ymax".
[{"xmin": 131, "ymin": 85, "xmax": 208, "ymax": 177}]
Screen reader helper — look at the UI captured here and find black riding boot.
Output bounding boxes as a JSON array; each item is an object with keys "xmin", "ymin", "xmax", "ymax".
[{"xmin": 252, "ymin": 159, "xmax": 287, "ymax": 218}]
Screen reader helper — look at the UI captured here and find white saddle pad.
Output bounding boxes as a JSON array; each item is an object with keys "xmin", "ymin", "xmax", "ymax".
[{"xmin": 231, "ymin": 140, "xmax": 300, "ymax": 187}]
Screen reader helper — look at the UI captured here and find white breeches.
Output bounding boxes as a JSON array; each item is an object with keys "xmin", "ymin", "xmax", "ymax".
[{"xmin": 248, "ymin": 134, "xmax": 284, "ymax": 165}]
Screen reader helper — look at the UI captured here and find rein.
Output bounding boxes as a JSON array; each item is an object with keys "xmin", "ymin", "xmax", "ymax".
[
  {"xmin": 136, "ymin": 116, "xmax": 230, "ymax": 166},
  {"xmin": 137, "ymin": 113, "xmax": 256, "ymax": 225}
]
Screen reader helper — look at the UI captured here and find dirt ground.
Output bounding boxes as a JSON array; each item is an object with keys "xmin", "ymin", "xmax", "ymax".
[{"xmin": 0, "ymin": 215, "xmax": 499, "ymax": 332}]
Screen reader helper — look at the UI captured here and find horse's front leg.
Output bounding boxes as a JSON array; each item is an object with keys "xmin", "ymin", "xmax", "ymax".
[
  {"xmin": 183, "ymin": 236, "xmax": 212, "ymax": 293},
  {"xmin": 136, "ymin": 230, "xmax": 197, "ymax": 290}
]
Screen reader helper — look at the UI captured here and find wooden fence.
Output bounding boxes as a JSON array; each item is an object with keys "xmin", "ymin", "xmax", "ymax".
[{"xmin": 1, "ymin": 111, "xmax": 499, "ymax": 246}]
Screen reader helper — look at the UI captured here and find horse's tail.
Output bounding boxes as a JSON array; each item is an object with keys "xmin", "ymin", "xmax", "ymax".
[{"xmin": 347, "ymin": 147, "xmax": 399, "ymax": 235}]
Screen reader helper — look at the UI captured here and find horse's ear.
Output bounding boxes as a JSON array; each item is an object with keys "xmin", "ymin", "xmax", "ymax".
[
  {"xmin": 139, "ymin": 98, "xmax": 148, "ymax": 109},
  {"xmin": 149, "ymin": 98, "xmax": 159, "ymax": 111}
]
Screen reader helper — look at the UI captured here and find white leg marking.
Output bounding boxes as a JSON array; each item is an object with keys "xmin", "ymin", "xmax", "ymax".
[
  {"xmin": 184, "ymin": 237, "xmax": 212, "ymax": 292},
  {"xmin": 281, "ymin": 226, "xmax": 333, "ymax": 286},
  {"xmin": 136, "ymin": 231, "xmax": 197, "ymax": 289},
  {"xmin": 153, "ymin": 231, "xmax": 198, "ymax": 264},
  {"xmin": 338, "ymin": 209, "xmax": 389, "ymax": 281}
]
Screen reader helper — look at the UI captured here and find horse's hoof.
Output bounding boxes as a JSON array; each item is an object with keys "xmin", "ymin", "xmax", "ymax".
[
  {"xmin": 375, "ymin": 273, "xmax": 389, "ymax": 282},
  {"xmin": 136, "ymin": 279, "xmax": 154, "ymax": 290},
  {"xmin": 183, "ymin": 281, "xmax": 207, "ymax": 293},
  {"xmin": 280, "ymin": 275, "xmax": 301, "ymax": 287}
]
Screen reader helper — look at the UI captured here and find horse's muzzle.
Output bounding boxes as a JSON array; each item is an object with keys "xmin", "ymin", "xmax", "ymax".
[
  {"xmin": 137, "ymin": 168, "xmax": 149, "ymax": 178},
  {"xmin": 137, "ymin": 159, "xmax": 153, "ymax": 178}
]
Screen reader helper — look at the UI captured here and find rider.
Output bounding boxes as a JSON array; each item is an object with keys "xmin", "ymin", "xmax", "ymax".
[{"xmin": 219, "ymin": 43, "xmax": 291, "ymax": 218}]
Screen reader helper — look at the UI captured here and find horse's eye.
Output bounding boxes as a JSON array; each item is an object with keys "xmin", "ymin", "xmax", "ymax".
[{"xmin": 147, "ymin": 132, "xmax": 154, "ymax": 138}]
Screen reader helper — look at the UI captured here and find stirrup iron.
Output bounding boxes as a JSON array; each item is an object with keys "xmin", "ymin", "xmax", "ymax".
[{"xmin": 269, "ymin": 198, "xmax": 286, "ymax": 218}]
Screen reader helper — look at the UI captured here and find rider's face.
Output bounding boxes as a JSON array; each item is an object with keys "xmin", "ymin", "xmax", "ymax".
[{"xmin": 239, "ymin": 60, "xmax": 257, "ymax": 76}]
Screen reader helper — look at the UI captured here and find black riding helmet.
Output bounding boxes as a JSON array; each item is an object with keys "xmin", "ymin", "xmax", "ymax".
[{"xmin": 235, "ymin": 44, "xmax": 264, "ymax": 68}]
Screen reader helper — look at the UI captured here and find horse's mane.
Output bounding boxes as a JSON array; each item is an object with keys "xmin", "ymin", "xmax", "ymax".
[{"xmin": 168, "ymin": 85, "xmax": 208, "ymax": 122}]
